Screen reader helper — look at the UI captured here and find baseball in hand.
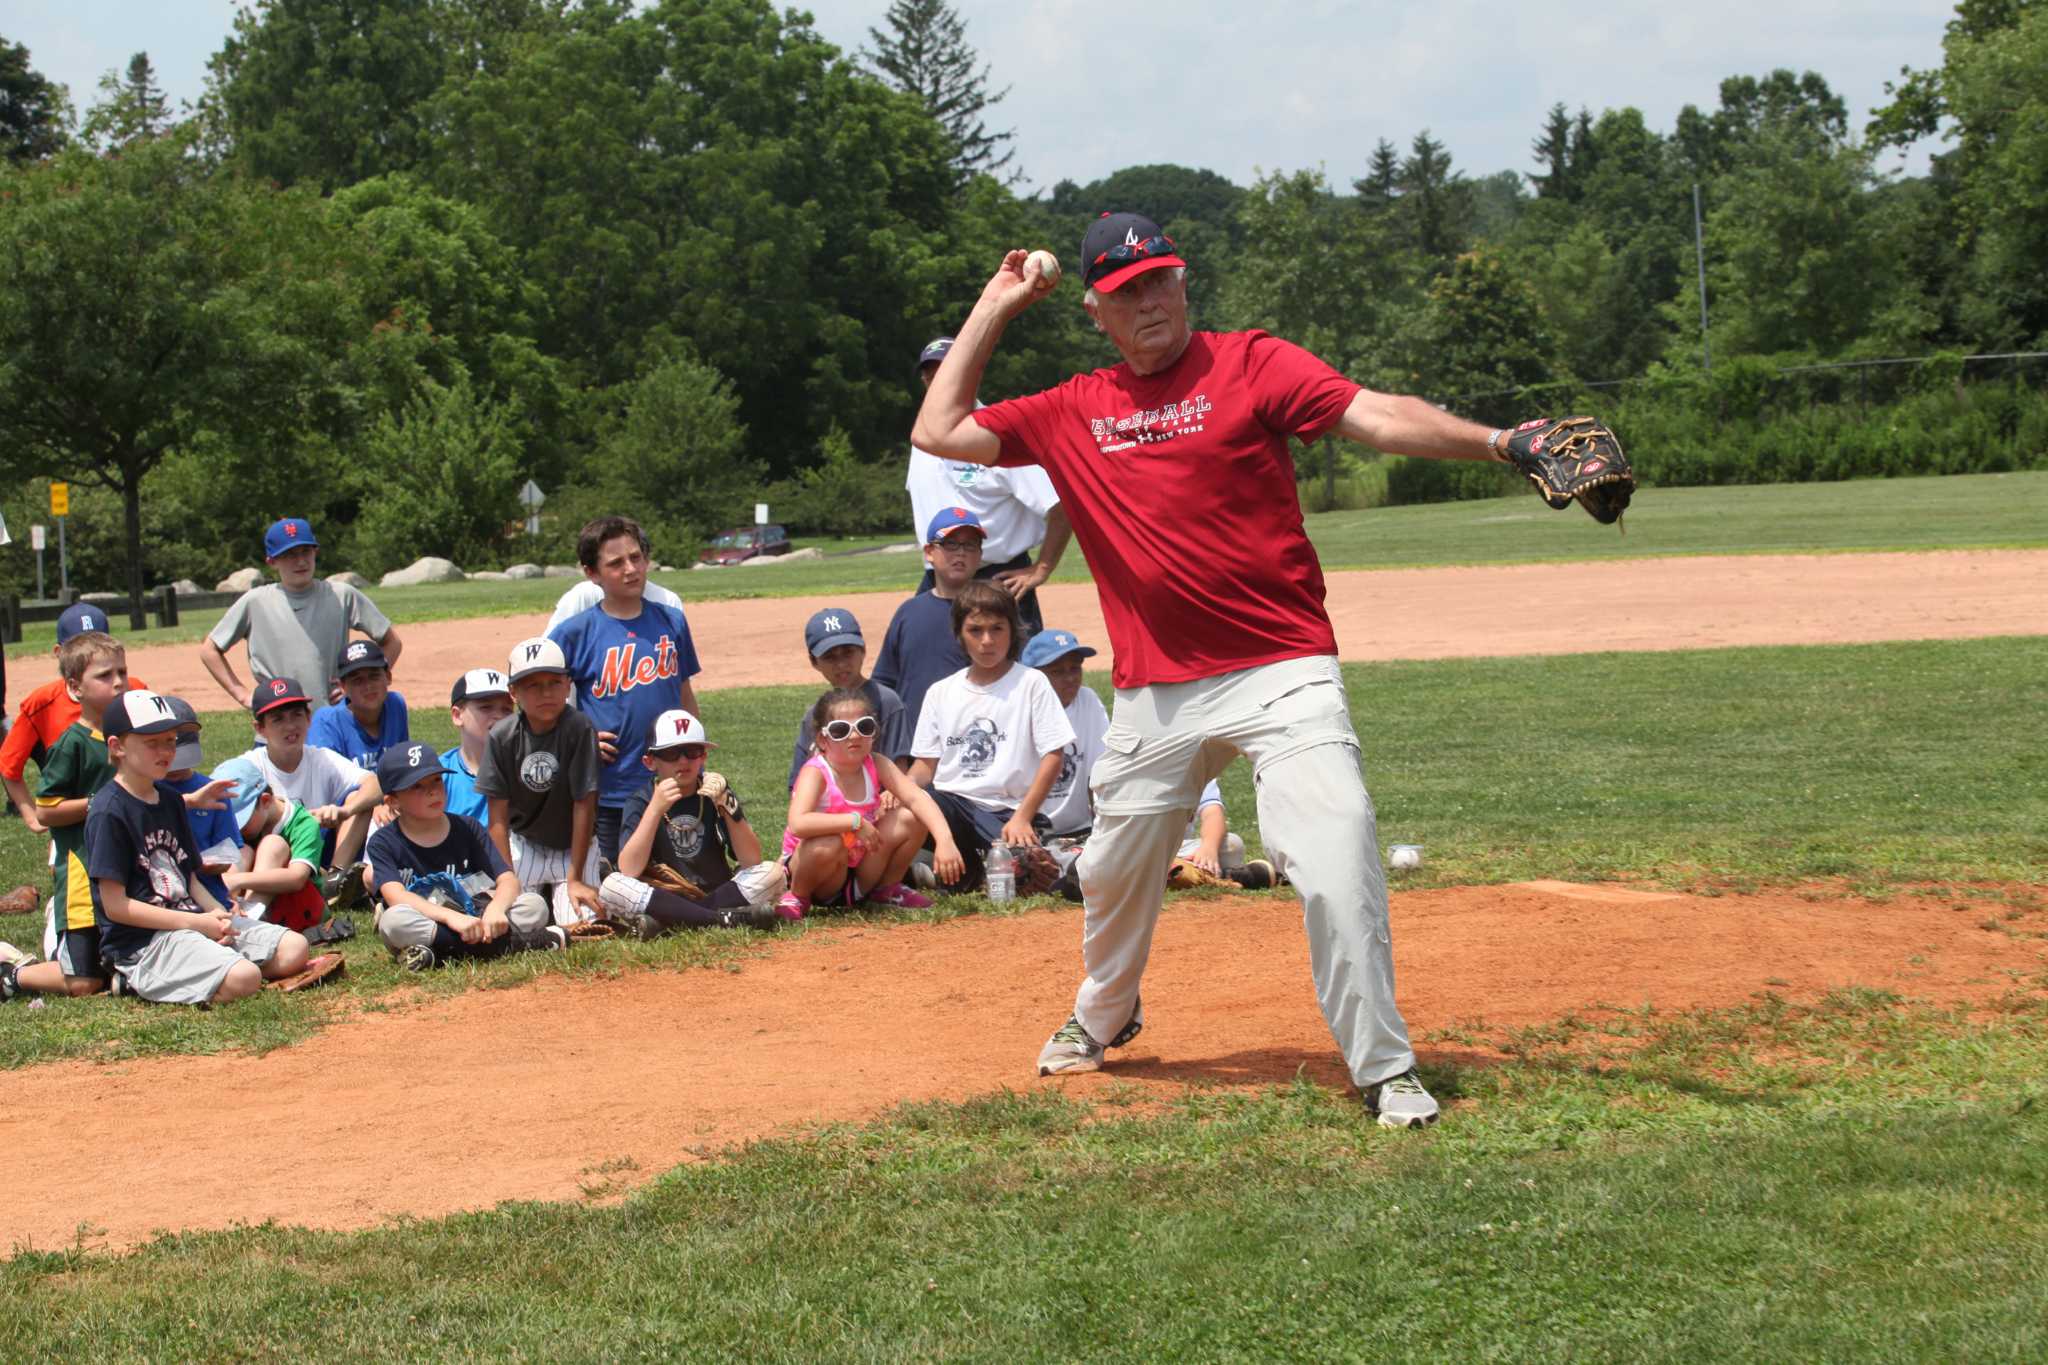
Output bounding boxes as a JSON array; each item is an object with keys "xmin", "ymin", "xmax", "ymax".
[{"xmin": 1024, "ymin": 249, "xmax": 1061, "ymax": 292}]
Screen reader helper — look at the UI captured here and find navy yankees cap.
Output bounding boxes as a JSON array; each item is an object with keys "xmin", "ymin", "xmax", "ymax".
[
  {"xmin": 917, "ymin": 336, "xmax": 954, "ymax": 371},
  {"xmin": 1021, "ymin": 628, "xmax": 1099, "ymax": 669},
  {"xmin": 337, "ymin": 638, "xmax": 389, "ymax": 678},
  {"xmin": 1080, "ymin": 212, "xmax": 1185, "ymax": 293},
  {"xmin": 103, "ymin": 689, "xmax": 184, "ymax": 738},
  {"xmin": 263, "ymin": 517, "xmax": 319, "ymax": 558},
  {"xmin": 804, "ymin": 608, "xmax": 864, "ymax": 658},
  {"xmin": 56, "ymin": 603, "xmax": 112, "ymax": 643},
  {"xmin": 376, "ymin": 741, "xmax": 444, "ymax": 794}
]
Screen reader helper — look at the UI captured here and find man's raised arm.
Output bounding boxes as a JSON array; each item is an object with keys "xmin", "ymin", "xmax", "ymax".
[{"xmin": 911, "ymin": 250, "xmax": 1050, "ymax": 465}]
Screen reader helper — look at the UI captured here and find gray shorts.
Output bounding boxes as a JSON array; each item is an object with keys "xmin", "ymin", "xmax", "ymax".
[{"xmin": 114, "ymin": 918, "xmax": 289, "ymax": 1006}]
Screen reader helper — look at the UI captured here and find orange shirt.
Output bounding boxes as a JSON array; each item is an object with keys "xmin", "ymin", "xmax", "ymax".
[{"xmin": 1, "ymin": 675, "xmax": 150, "ymax": 782}]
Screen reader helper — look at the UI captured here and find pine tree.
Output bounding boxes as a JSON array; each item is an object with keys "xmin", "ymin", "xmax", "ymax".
[
  {"xmin": 82, "ymin": 51, "xmax": 171, "ymax": 148},
  {"xmin": 1354, "ymin": 138, "xmax": 1402, "ymax": 212},
  {"xmin": 864, "ymin": 0, "xmax": 1014, "ymax": 184},
  {"xmin": 1531, "ymin": 103, "xmax": 1576, "ymax": 200}
]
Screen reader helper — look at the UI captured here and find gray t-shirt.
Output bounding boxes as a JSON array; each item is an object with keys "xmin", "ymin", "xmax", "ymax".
[
  {"xmin": 208, "ymin": 579, "xmax": 392, "ymax": 709},
  {"xmin": 474, "ymin": 708, "xmax": 601, "ymax": 850}
]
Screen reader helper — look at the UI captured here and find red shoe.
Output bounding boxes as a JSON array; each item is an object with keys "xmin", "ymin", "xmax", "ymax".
[{"xmin": 775, "ymin": 892, "xmax": 808, "ymax": 921}]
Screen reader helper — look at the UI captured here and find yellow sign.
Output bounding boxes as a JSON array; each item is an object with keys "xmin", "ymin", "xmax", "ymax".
[{"xmin": 49, "ymin": 482, "xmax": 69, "ymax": 517}]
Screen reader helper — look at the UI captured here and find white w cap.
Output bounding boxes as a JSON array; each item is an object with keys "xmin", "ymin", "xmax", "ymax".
[
  {"xmin": 647, "ymin": 709, "xmax": 716, "ymax": 751},
  {"xmin": 507, "ymin": 637, "xmax": 569, "ymax": 682}
]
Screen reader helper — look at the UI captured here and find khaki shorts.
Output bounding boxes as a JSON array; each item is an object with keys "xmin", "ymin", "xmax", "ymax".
[{"xmin": 114, "ymin": 918, "xmax": 289, "ymax": 1006}]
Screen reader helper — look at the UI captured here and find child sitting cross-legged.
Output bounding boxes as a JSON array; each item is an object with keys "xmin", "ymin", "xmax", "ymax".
[
  {"xmin": 908, "ymin": 581, "xmax": 1075, "ymax": 893},
  {"xmin": 598, "ymin": 710, "xmax": 789, "ymax": 934},
  {"xmin": 87, "ymin": 691, "xmax": 326, "ymax": 1005},
  {"xmin": 208, "ymin": 754, "xmax": 344, "ymax": 936},
  {"xmin": 781, "ymin": 689, "xmax": 962, "ymax": 919},
  {"xmin": 368, "ymin": 741, "xmax": 566, "ymax": 970}
]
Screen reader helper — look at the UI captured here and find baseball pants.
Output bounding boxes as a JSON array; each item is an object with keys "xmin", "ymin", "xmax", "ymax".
[
  {"xmin": 377, "ymin": 891, "xmax": 553, "ymax": 958},
  {"xmin": 1071, "ymin": 654, "xmax": 1416, "ymax": 1090},
  {"xmin": 510, "ymin": 832, "xmax": 603, "ymax": 926}
]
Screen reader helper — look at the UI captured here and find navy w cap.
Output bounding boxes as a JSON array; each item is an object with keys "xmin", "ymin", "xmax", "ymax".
[
  {"xmin": 56, "ymin": 603, "xmax": 111, "ymax": 643},
  {"xmin": 917, "ymin": 336, "xmax": 954, "ymax": 370},
  {"xmin": 1021, "ymin": 628, "xmax": 1099, "ymax": 669},
  {"xmin": 805, "ymin": 608, "xmax": 864, "ymax": 658},
  {"xmin": 263, "ymin": 517, "xmax": 319, "ymax": 558},
  {"xmin": 376, "ymin": 741, "xmax": 444, "ymax": 794},
  {"xmin": 1080, "ymin": 212, "xmax": 1186, "ymax": 293}
]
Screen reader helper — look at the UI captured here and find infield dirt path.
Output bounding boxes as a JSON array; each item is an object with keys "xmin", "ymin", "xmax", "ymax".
[
  {"xmin": 3, "ymin": 882, "xmax": 2043, "ymax": 1251},
  {"xmin": 114, "ymin": 549, "xmax": 2048, "ymax": 700}
]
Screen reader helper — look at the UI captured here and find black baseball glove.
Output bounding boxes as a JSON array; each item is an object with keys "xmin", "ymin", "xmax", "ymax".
[{"xmin": 1502, "ymin": 417, "xmax": 1635, "ymax": 526}]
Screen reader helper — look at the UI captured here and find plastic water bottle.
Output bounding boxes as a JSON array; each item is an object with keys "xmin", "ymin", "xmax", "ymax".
[{"xmin": 985, "ymin": 841, "xmax": 1015, "ymax": 904}]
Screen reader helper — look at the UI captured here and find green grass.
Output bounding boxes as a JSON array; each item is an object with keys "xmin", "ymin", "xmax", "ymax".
[
  {"xmin": 7, "ymin": 987, "xmax": 2046, "ymax": 1358},
  {"xmin": 12, "ymin": 471, "xmax": 2047, "ymax": 658},
  {"xmin": 3, "ymin": 635, "xmax": 2043, "ymax": 1073}
]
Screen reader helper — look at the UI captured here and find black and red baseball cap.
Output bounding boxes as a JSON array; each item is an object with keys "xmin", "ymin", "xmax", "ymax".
[
  {"xmin": 1080, "ymin": 212, "xmax": 1186, "ymax": 293},
  {"xmin": 251, "ymin": 676, "xmax": 312, "ymax": 717}
]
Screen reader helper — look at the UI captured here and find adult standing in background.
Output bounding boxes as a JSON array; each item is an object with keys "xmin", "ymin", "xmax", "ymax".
[{"xmin": 908, "ymin": 337, "xmax": 1072, "ymax": 637}]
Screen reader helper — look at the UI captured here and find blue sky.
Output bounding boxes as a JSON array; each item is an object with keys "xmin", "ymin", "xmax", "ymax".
[{"xmin": 10, "ymin": 1, "xmax": 1950, "ymax": 187}]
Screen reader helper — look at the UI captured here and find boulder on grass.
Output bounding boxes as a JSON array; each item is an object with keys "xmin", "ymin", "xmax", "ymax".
[
  {"xmin": 165, "ymin": 579, "xmax": 207, "ymax": 597},
  {"xmin": 327, "ymin": 571, "xmax": 372, "ymax": 590},
  {"xmin": 470, "ymin": 570, "xmax": 512, "ymax": 582},
  {"xmin": 216, "ymin": 567, "xmax": 265, "ymax": 593},
  {"xmin": 542, "ymin": 564, "xmax": 581, "ymax": 579},
  {"xmin": 505, "ymin": 563, "xmax": 544, "ymax": 580},
  {"xmin": 379, "ymin": 557, "xmax": 465, "ymax": 588}
]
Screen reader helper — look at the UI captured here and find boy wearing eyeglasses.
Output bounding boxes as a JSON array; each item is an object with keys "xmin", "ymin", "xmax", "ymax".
[{"xmin": 598, "ymin": 710, "xmax": 787, "ymax": 933}]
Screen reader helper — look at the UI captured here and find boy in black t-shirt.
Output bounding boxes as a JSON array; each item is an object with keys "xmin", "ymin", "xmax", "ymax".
[
  {"xmin": 367, "ymin": 741, "xmax": 565, "ymax": 971},
  {"xmin": 87, "ymin": 691, "xmax": 319, "ymax": 1006},
  {"xmin": 599, "ymin": 710, "xmax": 785, "ymax": 934},
  {"xmin": 475, "ymin": 638, "xmax": 603, "ymax": 927}
]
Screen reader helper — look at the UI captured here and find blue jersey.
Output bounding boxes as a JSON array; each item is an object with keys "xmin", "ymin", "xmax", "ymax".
[
  {"xmin": 440, "ymin": 744, "xmax": 489, "ymax": 824},
  {"xmin": 307, "ymin": 691, "xmax": 410, "ymax": 770},
  {"xmin": 549, "ymin": 601, "xmax": 701, "ymax": 806},
  {"xmin": 169, "ymin": 769, "xmax": 242, "ymax": 908}
]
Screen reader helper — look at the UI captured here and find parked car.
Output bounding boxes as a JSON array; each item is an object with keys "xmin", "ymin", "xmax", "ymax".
[{"xmin": 697, "ymin": 525, "xmax": 792, "ymax": 565}]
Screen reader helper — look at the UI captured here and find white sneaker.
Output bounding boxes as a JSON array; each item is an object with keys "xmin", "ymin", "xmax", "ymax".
[
  {"xmin": 0, "ymin": 940, "xmax": 32, "ymax": 969},
  {"xmin": 1364, "ymin": 1069, "xmax": 1440, "ymax": 1128}
]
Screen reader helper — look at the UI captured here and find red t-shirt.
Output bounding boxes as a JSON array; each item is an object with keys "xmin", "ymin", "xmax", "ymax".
[
  {"xmin": 975, "ymin": 330, "xmax": 1357, "ymax": 688},
  {"xmin": 1, "ymin": 675, "xmax": 151, "ymax": 782}
]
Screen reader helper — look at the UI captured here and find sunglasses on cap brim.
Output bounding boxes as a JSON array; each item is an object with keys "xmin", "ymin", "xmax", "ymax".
[
  {"xmin": 820, "ymin": 716, "xmax": 879, "ymax": 741},
  {"xmin": 1085, "ymin": 234, "xmax": 1178, "ymax": 285}
]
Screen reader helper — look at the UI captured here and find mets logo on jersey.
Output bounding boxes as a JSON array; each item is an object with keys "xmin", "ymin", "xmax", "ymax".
[{"xmin": 588, "ymin": 635, "xmax": 681, "ymax": 700}]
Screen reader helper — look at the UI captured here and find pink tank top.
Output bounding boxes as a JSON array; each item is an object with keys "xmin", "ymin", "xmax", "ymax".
[{"xmin": 781, "ymin": 754, "xmax": 883, "ymax": 863}]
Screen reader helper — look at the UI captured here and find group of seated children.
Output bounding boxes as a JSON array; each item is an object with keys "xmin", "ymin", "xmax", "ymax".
[{"xmin": 0, "ymin": 506, "xmax": 1278, "ymax": 1009}]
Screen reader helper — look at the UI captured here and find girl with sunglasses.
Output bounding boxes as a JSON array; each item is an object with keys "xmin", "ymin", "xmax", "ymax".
[{"xmin": 780, "ymin": 688, "xmax": 961, "ymax": 918}]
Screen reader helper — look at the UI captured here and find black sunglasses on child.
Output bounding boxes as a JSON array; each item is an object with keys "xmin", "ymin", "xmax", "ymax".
[{"xmin": 820, "ymin": 716, "xmax": 879, "ymax": 741}]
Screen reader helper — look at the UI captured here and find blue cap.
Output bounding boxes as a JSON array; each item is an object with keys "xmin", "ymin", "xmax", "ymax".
[
  {"xmin": 376, "ymin": 741, "xmax": 444, "ymax": 794},
  {"xmin": 918, "ymin": 336, "xmax": 954, "ymax": 369},
  {"xmin": 211, "ymin": 754, "xmax": 272, "ymax": 831},
  {"xmin": 1021, "ymin": 628, "xmax": 1098, "ymax": 669},
  {"xmin": 56, "ymin": 603, "xmax": 111, "ymax": 642},
  {"xmin": 924, "ymin": 506, "xmax": 985, "ymax": 545},
  {"xmin": 804, "ymin": 607, "xmax": 864, "ymax": 658},
  {"xmin": 263, "ymin": 517, "xmax": 319, "ymax": 558}
]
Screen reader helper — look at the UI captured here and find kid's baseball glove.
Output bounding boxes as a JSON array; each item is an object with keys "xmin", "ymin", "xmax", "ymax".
[
  {"xmin": 566, "ymin": 919, "xmax": 617, "ymax": 941},
  {"xmin": 1502, "ymin": 417, "xmax": 1634, "ymax": 526},
  {"xmin": 1013, "ymin": 843, "xmax": 1061, "ymax": 897},
  {"xmin": 644, "ymin": 863, "xmax": 711, "ymax": 902},
  {"xmin": 698, "ymin": 772, "xmax": 745, "ymax": 823}
]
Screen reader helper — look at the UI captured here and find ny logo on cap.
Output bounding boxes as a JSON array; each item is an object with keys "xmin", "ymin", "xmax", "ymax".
[
  {"xmin": 822, "ymin": 614, "xmax": 843, "ymax": 631},
  {"xmin": 285, "ymin": 522, "xmax": 300, "ymax": 539},
  {"xmin": 348, "ymin": 642, "xmax": 370, "ymax": 660}
]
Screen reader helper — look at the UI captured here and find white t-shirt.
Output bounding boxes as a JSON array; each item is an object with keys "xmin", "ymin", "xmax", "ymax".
[
  {"xmin": 247, "ymin": 744, "xmax": 369, "ymax": 813},
  {"xmin": 912, "ymin": 663, "xmax": 1076, "ymax": 812},
  {"xmin": 544, "ymin": 579, "xmax": 686, "ymax": 633},
  {"xmin": 907, "ymin": 436, "xmax": 1059, "ymax": 565},
  {"xmin": 1040, "ymin": 687, "xmax": 1110, "ymax": 836}
]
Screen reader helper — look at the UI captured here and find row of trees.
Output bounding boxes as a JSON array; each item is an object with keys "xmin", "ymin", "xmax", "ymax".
[{"xmin": 2, "ymin": 0, "xmax": 2043, "ymax": 601}]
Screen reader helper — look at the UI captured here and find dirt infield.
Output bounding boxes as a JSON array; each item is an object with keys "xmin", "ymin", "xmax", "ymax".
[
  {"xmin": 4, "ymin": 882, "xmax": 2042, "ymax": 1253},
  {"xmin": 113, "ymin": 549, "xmax": 2048, "ymax": 700}
]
